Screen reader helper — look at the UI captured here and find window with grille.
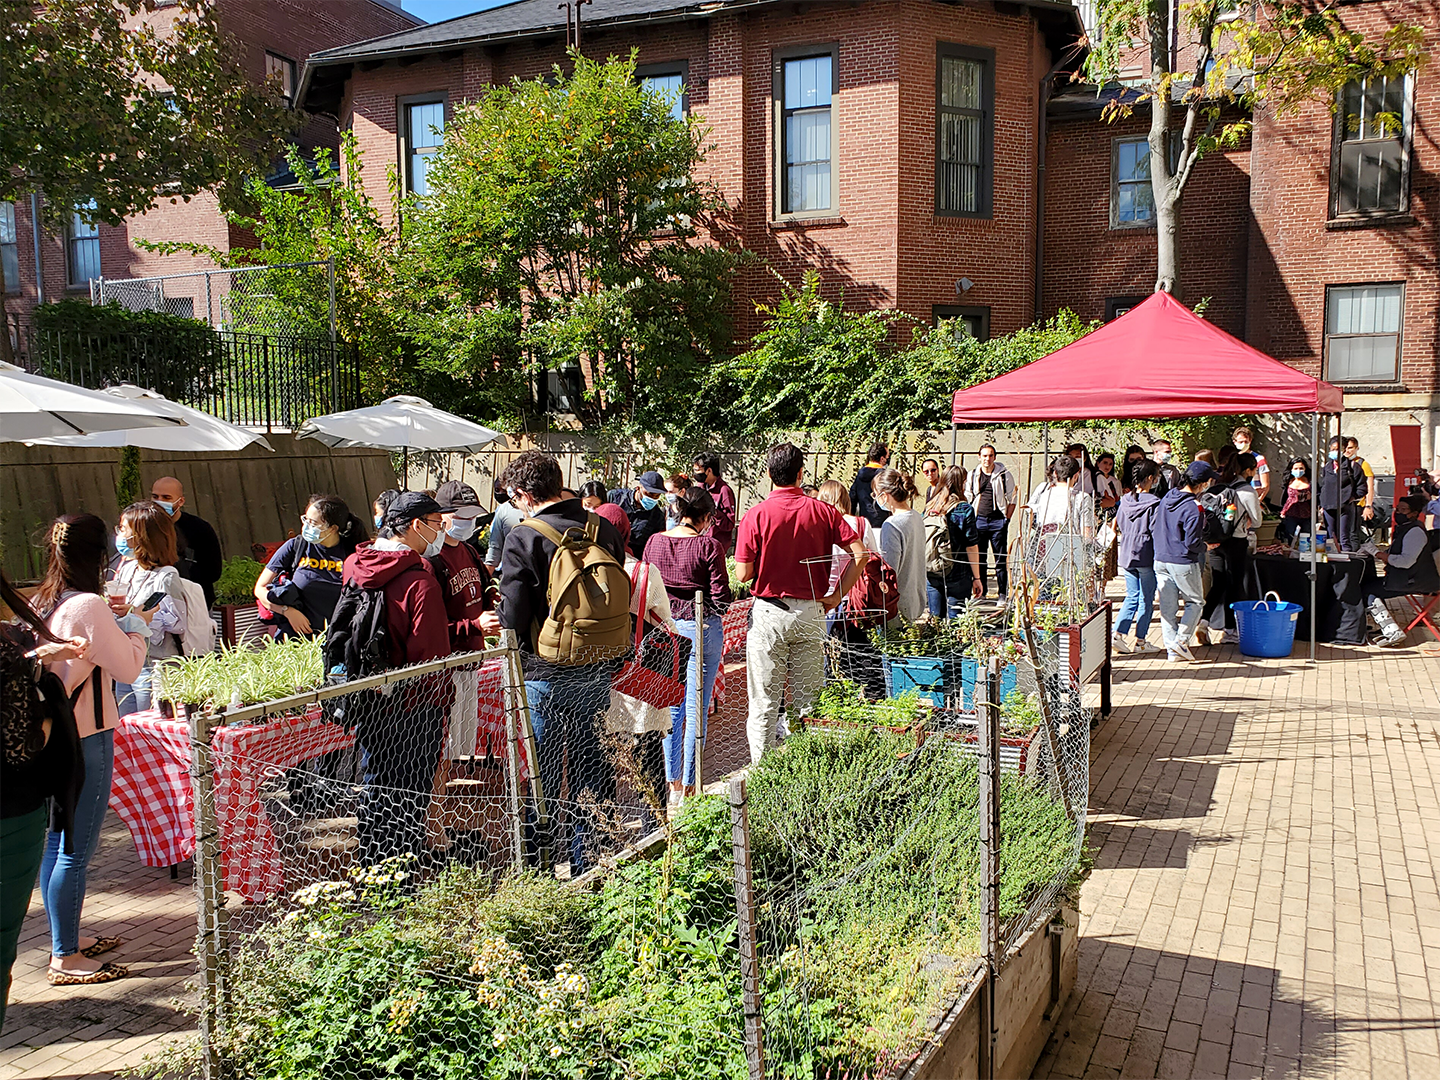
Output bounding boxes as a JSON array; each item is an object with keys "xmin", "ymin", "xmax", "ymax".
[
  {"xmin": 68, "ymin": 203, "xmax": 100, "ymax": 287},
  {"xmin": 638, "ymin": 64, "xmax": 688, "ymax": 121},
  {"xmin": 1325, "ymin": 283, "xmax": 1403, "ymax": 383},
  {"xmin": 265, "ymin": 52, "xmax": 296, "ymax": 105},
  {"xmin": 0, "ymin": 202, "xmax": 17, "ymax": 294},
  {"xmin": 1331, "ymin": 75, "xmax": 1411, "ymax": 217},
  {"xmin": 776, "ymin": 49, "xmax": 836, "ymax": 216},
  {"xmin": 402, "ymin": 98, "xmax": 445, "ymax": 198},
  {"xmin": 1112, "ymin": 138, "xmax": 1155, "ymax": 226},
  {"xmin": 935, "ymin": 45, "xmax": 992, "ymax": 216}
]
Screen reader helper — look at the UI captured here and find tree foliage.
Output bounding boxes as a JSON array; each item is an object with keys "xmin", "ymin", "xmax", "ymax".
[
  {"xmin": 0, "ymin": 0, "xmax": 296, "ymax": 357},
  {"xmin": 692, "ymin": 271, "xmax": 1099, "ymax": 443},
  {"xmin": 1084, "ymin": 0, "xmax": 1427, "ymax": 292}
]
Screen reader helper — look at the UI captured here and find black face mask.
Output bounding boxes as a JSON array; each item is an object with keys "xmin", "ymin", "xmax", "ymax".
[{"xmin": 692, "ymin": 473, "xmax": 707, "ymax": 486}]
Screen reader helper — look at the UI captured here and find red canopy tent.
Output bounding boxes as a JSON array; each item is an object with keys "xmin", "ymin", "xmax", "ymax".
[
  {"xmin": 949, "ymin": 291, "xmax": 1346, "ymax": 661},
  {"xmin": 951, "ymin": 291, "xmax": 1342, "ymax": 422}
]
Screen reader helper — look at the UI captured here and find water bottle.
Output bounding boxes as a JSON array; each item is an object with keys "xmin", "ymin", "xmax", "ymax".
[{"xmin": 1297, "ymin": 531, "xmax": 1312, "ymax": 557}]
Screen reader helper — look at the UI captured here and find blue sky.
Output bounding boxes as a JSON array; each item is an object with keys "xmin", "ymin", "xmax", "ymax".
[{"xmin": 403, "ymin": 0, "xmax": 509, "ymax": 23}]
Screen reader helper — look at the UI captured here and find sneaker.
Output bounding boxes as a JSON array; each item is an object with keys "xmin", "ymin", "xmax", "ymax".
[
  {"xmin": 1196, "ymin": 620, "xmax": 1212, "ymax": 645},
  {"xmin": 1111, "ymin": 632, "xmax": 1133, "ymax": 654},
  {"xmin": 1171, "ymin": 641, "xmax": 1197, "ymax": 662},
  {"xmin": 1220, "ymin": 629, "xmax": 1240, "ymax": 644},
  {"xmin": 1133, "ymin": 639, "xmax": 1161, "ymax": 654}
]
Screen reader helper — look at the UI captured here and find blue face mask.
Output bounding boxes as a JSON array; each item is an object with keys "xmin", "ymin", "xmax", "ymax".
[
  {"xmin": 1328, "ymin": 450, "xmax": 1340, "ymax": 461},
  {"xmin": 639, "ymin": 494, "xmax": 660, "ymax": 511},
  {"xmin": 301, "ymin": 522, "xmax": 325, "ymax": 544},
  {"xmin": 374, "ymin": 513, "xmax": 384, "ymax": 530},
  {"xmin": 115, "ymin": 533, "xmax": 134, "ymax": 559},
  {"xmin": 155, "ymin": 500, "xmax": 178, "ymax": 516}
]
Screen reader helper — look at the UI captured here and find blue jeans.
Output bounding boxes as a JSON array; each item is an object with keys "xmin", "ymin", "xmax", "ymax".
[
  {"xmin": 926, "ymin": 571, "xmax": 975, "ymax": 619},
  {"xmin": 40, "ymin": 730, "xmax": 114, "ymax": 958},
  {"xmin": 524, "ymin": 663, "xmax": 617, "ymax": 874},
  {"xmin": 1115, "ymin": 566, "xmax": 1156, "ymax": 638},
  {"xmin": 666, "ymin": 616, "xmax": 723, "ymax": 788},
  {"xmin": 1155, "ymin": 561, "xmax": 1205, "ymax": 653},
  {"xmin": 115, "ymin": 661, "xmax": 154, "ymax": 716}
]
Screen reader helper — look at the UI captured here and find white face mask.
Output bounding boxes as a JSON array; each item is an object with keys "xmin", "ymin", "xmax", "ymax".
[
  {"xmin": 415, "ymin": 520, "xmax": 444, "ymax": 558},
  {"xmin": 446, "ymin": 516, "xmax": 478, "ymax": 542},
  {"xmin": 1154, "ymin": 450, "xmax": 1171, "ymax": 464}
]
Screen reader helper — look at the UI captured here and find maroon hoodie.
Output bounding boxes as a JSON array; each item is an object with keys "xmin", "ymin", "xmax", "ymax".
[{"xmin": 341, "ymin": 542, "xmax": 451, "ymax": 668}]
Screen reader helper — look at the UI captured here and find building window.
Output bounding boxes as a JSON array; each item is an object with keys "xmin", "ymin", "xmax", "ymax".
[
  {"xmin": 1106, "ymin": 296, "xmax": 1146, "ymax": 320},
  {"xmin": 637, "ymin": 62, "xmax": 688, "ymax": 121},
  {"xmin": 935, "ymin": 44, "xmax": 994, "ymax": 217},
  {"xmin": 1331, "ymin": 74, "xmax": 1412, "ymax": 217},
  {"xmin": 1111, "ymin": 137, "xmax": 1155, "ymax": 227},
  {"xmin": 774, "ymin": 47, "xmax": 837, "ymax": 217},
  {"xmin": 68, "ymin": 203, "xmax": 100, "ymax": 287},
  {"xmin": 265, "ymin": 52, "xmax": 297, "ymax": 105},
  {"xmin": 934, "ymin": 305, "xmax": 990, "ymax": 343},
  {"xmin": 1325, "ymin": 283, "xmax": 1403, "ymax": 383},
  {"xmin": 0, "ymin": 202, "xmax": 17, "ymax": 294},
  {"xmin": 400, "ymin": 97, "xmax": 445, "ymax": 198}
]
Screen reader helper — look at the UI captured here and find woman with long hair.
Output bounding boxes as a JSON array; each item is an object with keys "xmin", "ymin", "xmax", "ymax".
[
  {"xmin": 922, "ymin": 467, "xmax": 983, "ymax": 618},
  {"xmin": 872, "ymin": 468, "xmax": 927, "ymax": 622},
  {"xmin": 2, "ymin": 571, "xmax": 88, "ymax": 1023},
  {"xmin": 643, "ymin": 486, "xmax": 732, "ymax": 803},
  {"xmin": 32, "ymin": 516, "xmax": 150, "ymax": 986},
  {"xmin": 254, "ymin": 494, "xmax": 365, "ymax": 638},
  {"xmin": 1276, "ymin": 457, "xmax": 1313, "ymax": 544},
  {"xmin": 111, "ymin": 502, "xmax": 186, "ymax": 715}
]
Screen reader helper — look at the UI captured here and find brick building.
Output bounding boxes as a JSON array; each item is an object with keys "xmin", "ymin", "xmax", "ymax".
[
  {"xmin": 1, "ymin": 0, "xmax": 418, "ymax": 333},
  {"xmin": 293, "ymin": 0, "xmax": 1439, "ymax": 464}
]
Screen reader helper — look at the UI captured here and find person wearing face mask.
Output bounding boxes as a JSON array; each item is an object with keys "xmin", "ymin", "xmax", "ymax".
[
  {"xmin": 1230, "ymin": 427, "xmax": 1270, "ymax": 505},
  {"xmin": 1318, "ymin": 436, "xmax": 1367, "ymax": 553},
  {"xmin": 111, "ymin": 502, "xmax": 187, "ymax": 715},
  {"xmin": 1276, "ymin": 458, "xmax": 1312, "ymax": 544},
  {"xmin": 336, "ymin": 491, "xmax": 453, "ymax": 865},
  {"xmin": 1150, "ymin": 438, "xmax": 1183, "ymax": 500},
  {"xmin": 484, "ymin": 484, "xmax": 525, "ymax": 573},
  {"xmin": 254, "ymin": 495, "xmax": 363, "ymax": 639},
  {"xmin": 690, "ymin": 453, "xmax": 737, "ymax": 553},
  {"xmin": 148, "ymin": 477, "xmax": 222, "ymax": 608},
  {"xmin": 607, "ymin": 470, "xmax": 668, "ymax": 559},
  {"xmin": 1365, "ymin": 494, "xmax": 1437, "ymax": 647},
  {"xmin": 428, "ymin": 481, "xmax": 502, "ymax": 654},
  {"xmin": 1343, "ymin": 437, "xmax": 1379, "ymax": 544}
]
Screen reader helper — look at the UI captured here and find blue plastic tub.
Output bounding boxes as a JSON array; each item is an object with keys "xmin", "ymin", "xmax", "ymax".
[{"xmin": 1230, "ymin": 597, "xmax": 1302, "ymax": 658}]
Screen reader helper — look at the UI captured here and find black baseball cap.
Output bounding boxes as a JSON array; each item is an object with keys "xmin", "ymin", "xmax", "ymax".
[
  {"xmin": 1185, "ymin": 461, "xmax": 1218, "ymax": 484},
  {"xmin": 435, "ymin": 480, "xmax": 481, "ymax": 510},
  {"xmin": 636, "ymin": 470, "xmax": 666, "ymax": 495},
  {"xmin": 385, "ymin": 491, "xmax": 446, "ymax": 528}
]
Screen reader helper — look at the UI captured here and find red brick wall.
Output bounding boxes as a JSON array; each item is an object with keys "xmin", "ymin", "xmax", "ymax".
[
  {"xmin": 1245, "ymin": 0, "xmax": 1438, "ymax": 393},
  {"xmin": 1040, "ymin": 109, "xmax": 1252, "ymax": 339}
]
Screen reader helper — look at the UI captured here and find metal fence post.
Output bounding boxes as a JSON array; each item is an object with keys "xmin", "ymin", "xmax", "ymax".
[
  {"xmin": 497, "ymin": 630, "xmax": 527, "ymax": 869},
  {"xmin": 692, "ymin": 590, "xmax": 705, "ymax": 794},
  {"xmin": 189, "ymin": 706, "xmax": 228, "ymax": 1080},
  {"xmin": 729, "ymin": 775, "xmax": 765, "ymax": 1080},
  {"xmin": 979, "ymin": 658, "xmax": 1001, "ymax": 1080}
]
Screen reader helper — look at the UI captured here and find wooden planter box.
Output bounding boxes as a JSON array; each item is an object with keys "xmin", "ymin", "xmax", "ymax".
[
  {"xmin": 217, "ymin": 602, "xmax": 268, "ymax": 648},
  {"xmin": 900, "ymin": 901, "xmax": 1079, "ymax": 1080}
]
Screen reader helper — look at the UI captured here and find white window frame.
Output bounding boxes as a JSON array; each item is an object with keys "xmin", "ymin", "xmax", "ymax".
[
  {"xmin": 773, "ymin": 45, "xmax": 839, "ymax": 221},
  {"xmin": 0, "ymin": 202, "xmax": 18, "ymax": 295},
  {"xmin": 1324, "ymin": 282, "xmax": 1404, "ymax": 385}
]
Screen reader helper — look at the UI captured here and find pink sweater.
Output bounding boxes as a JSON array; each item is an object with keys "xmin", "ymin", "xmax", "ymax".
[{"xmin": 46, "ymin": 593, "xmax": 148, "ymax": 737}]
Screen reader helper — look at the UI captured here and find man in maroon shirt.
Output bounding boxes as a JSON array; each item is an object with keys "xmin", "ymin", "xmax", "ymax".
[
  {"xmin": 734, "ymin": 443, "xmax": 866, "ymax": 763},
  {"xmin": 691, "ymin": 452, "xmax": 737, "ymax": 553}
]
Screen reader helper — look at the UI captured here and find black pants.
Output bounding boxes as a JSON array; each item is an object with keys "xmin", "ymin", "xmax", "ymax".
[
  {"xmin": 976, "ymin": 515, "xmax": 1009, "ymax": 597},
  {"xmin": 1203, "ymin": 537, "xmax": 1253, "ymax": 630},
  {"xmin": 356, "ymin": 692, "xmax": 445, "ymax": 866},
  {"xmin": 1323, "ymin": 506, "xmax": 1358, "ymax": 553}
]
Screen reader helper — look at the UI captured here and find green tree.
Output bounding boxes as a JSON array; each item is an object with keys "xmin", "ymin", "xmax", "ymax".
[
  {"xmin": 0, "ymin": 0, "xmax": 297, "ymax": 361},
  {"xmin": 1086, "ymin": 0, "xmax": 1426, "ymax": 293},
  {"xmin": 414, "ymin": 51, "xmax": 741, "ymax": 428}
]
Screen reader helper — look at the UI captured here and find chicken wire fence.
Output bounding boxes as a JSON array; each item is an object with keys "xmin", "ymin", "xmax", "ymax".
[
  {"xmin": 175, "ymin": 591, "xmax": 1090, "ymax": 1078},
  {"xmin": 92, "ymin": 260, "xmax": 336, "ymax": 338}
]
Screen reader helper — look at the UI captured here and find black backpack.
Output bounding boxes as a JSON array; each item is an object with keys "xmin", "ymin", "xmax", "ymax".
[
  {"xmin": 1198, "ymin": 485, "xmax": 1240, "ymax": 544},
  {"xmin": 323, "ymin": 583, "xmax": 392, "ymax": 682}
]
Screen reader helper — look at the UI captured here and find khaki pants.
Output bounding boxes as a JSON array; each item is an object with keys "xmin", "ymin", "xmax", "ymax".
[{"xmin": 745, "ymin": 598, "xmax": 826, "ymax": 763}]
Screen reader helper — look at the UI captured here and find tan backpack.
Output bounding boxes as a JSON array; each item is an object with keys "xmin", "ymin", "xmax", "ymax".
[{"xmin": 516, "ymin": 513, "xmax": 633, "ymax": 664}]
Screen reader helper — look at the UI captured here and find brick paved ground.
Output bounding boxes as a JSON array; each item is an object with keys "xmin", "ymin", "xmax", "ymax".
[
  {"xmin": 1034, "ymin": 631, "xmax": 1440, "ymax": 1080},
  {"xmin": 3, "ymin": 625, "xmax": 1436, "ymax": 1078}
]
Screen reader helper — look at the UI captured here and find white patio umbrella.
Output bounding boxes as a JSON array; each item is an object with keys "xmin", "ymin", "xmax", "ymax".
[
  {"xmin": 27, "ymin": 384, "xmax": 273, "ymax": 452},
  {"xmin": 0, "ymin": 363, "xmax": 187, "ymax": 442},
  {"xmin": 295, "ymin": 394, "xmax": 502, "ymax": 475}
]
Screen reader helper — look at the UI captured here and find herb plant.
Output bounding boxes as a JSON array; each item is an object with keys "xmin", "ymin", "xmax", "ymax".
[
  {"xmin": 156, "ymin": 635, "xmax": 322, "ymax": 708},
  {"xmin": 213, "ymin": 556, "xmax": 265, "ymax": 606}
]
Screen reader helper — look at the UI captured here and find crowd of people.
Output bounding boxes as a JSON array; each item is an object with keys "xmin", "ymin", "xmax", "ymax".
[{"xmin": 4, "ymin": 433, "xmax": 1438, "ymax": 1028}]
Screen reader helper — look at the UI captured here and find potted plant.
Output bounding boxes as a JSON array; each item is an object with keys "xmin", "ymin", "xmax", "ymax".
[
  {"xmin": 869, "ymin": 618, "xmax": 968, "ymax": 708},
  {"xmin": 801, "ymin": 678, "xmax": 929, "ymax": 740},
  {"xmin": 214, "ymin": 556, "xmax": 267, "ymax": 647},
  {"xmin": 155, "ymin": 636, "xmax": 324, "ymax": 717}
]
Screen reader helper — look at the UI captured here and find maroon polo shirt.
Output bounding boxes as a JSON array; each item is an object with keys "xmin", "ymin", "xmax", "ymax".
[{"xmin": 735, "ymin": 487, "xmax": 859, "ymax": 600}]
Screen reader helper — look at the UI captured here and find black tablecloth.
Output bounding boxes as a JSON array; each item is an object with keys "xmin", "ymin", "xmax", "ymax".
[{"xmin": 1252, "ymin": 553, "xmax": 1374, "ymax": 644}]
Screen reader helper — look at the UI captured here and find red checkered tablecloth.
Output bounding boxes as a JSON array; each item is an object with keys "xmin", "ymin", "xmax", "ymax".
[
  {"xmin": 712, "ymin": 599, "xmax": 752, "ymax": 708},
  {"xmin": 110, "ymin": 659, "xmax": 513, "ymax": 901}
]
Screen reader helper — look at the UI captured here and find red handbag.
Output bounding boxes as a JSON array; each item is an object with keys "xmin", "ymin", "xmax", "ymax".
[{"xmin": 611, "ymin": 563, "xmax": 691, "ymax": 709}]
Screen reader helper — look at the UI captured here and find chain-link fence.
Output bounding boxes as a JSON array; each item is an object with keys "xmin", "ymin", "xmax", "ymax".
[
  {"xmin": 92, "ymin": 261, "xmax": 336, "ymax": 338},
  {"xmin": 148, "ymin": 574, "xmax": 1090, "ymax": 1078}
]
